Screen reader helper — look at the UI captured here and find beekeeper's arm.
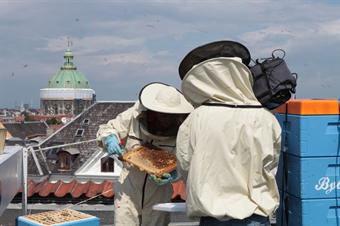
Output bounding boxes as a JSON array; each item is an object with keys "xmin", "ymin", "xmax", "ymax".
[
  {"xmin": 265, "ymin": 121, "xmax": 282, "ymax": 176},
  {"xmin": 261, "ymin": 119, "xmax": 282, "ymax": 184},
  {"xmin": 96, "ymin": 102, "xmax": 141, "ymax": 155},
  {"xmin": 175, "ymin": 114, "xmax": 196, "ymax": 181}
]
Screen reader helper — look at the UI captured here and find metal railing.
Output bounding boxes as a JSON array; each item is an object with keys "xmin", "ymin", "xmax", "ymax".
[{"xmin": 22, "ymin": 138, "xmax": 98, "ymax": 215}]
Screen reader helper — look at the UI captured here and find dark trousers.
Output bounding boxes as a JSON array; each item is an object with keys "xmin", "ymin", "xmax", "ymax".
[{"xmin": 199, "ymin": 214, "xmax": 271, "ymax": 226}]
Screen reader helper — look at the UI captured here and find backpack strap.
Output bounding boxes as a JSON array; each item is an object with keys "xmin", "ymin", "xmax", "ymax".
[{"xmin": 203, "ymin": 102, "xmax": 263, "ymax": 108}]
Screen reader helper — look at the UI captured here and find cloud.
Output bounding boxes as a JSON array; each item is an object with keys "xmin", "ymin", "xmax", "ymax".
[
  {"xmin": 1, "ymin": 0, "xmax": 340, "ymax": 107},
  {"xmin": 240, "ymin": 17, "xmax": 340, "ymax": 56},
  {"xmin": 318, "ymin": 19, "xmax": 340, "ymax": 36},
  {"xmin": 89, "ymin": 16, "xmax": 198, "ymax": 40},
  {"xmin": 89, "ymin": 52, "xmax": 152, "ymax": 65},
  {"xmin": 38, "ymin": 35, "xmax": 145, "ymax": 54},
  {"xmin": 0, "ymin": 1, "xmax": 31, "ymax": 16}
]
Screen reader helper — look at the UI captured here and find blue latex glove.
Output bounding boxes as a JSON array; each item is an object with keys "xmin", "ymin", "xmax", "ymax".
[
  {"xmin": 149, "ymin": 170, "xmax": 177, "ymax": 186},
  {"xmin": 103, "ymin": 134, "xmax": 123, "ymax": 156}
]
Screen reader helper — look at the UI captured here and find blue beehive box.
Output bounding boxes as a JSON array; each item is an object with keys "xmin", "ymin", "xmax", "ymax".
[
  {"xmin": 286, "ymin": 155, "xmax": 340, "ymax": 199},
  {"xmin": 276, "ymin": 114, "xmax": 340, "ymax": 157},
  {"xmin": 275, "ymin": 99, "xmax": 340, "ymax": 226},
  {"xmin": 279, "ymin": 194, "xmax": 340, "ymax": 226},
  {"xmin": 276, "ymin": 153, "xmax": 340, "ymax": 199},
  {"xmin": 275, "ymin": 100, "xmax": 340, "ymax": 157},
  {"xmin": 17, "ymin": 209, "xmax": 100, "ymax": 226},
  {"xmin": 275, "ymin": 99, "xmax": 340, "ymax": 197}
]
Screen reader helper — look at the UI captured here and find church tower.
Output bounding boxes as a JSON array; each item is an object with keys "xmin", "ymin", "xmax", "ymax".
[{"xmin": 40, "ymin": 49, "xmax": 95, "ymax": 115}]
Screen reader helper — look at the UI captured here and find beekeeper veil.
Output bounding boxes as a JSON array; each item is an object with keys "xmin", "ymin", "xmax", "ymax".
[
  {"xmin": 178, "ymin": 40, "xmax": 260, "ymax": 107},
  {"xmin": 138, "ymin": 82, "xmax": 194, "ymax": 137}
]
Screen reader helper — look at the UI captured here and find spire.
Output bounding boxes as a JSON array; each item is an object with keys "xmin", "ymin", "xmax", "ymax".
[
  {"xmin": 61, "ymin": 38, "xmax": 76, "ymax": 70},
  {"xmin": 67, "ymin": 37, "xmax": 73, "ymax": 48},
  {"xmin": 61, "ymin": 49, "xmax": 77, "ymax": 70}
]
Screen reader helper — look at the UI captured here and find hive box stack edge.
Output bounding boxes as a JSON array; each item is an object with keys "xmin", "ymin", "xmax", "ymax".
[
  {"xmin": 16, "ymin": 209, "xmax": 100, "ymax": 226},
  {"xmin": 275, "ymin": 99, "xmax": 340, "ymax": 226}
]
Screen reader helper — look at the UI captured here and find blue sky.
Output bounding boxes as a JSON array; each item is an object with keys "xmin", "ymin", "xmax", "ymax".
[{"xmin": 0, "ymin": 0, "xmax": 339, "ymax": 108}]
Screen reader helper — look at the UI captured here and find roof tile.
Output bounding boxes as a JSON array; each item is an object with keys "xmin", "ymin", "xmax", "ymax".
[
  {"xmin": 27, "ymin": 178, "xmax": 36, "ymax": 197},
  {"xmin": 55, "ymin": 179, "xmax": 77, "ymax": 197},
  {"xmin": 39, "ymin": 180, "xmax": 62, "ymax": 197},
  {"xmin": 86, "ymin": 181, "xmax": 104, "ymax": 198},
  {"xmin": 71, "ymin": 181, "xmax": 90, "ymax": 198},
  {"xmin": 102, "ymin": 180, "xmax": 114, "ymax": 198},
  {"xmin": 20, "ymin": 178, "xmax": 186, "ymax": 201}
]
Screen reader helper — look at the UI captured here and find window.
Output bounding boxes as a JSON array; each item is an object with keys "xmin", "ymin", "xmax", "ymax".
[
  {"xmin": 65, "ymin": 104, "xmax": 72, "ymax": 110},
  {"xmin": 83, "ymin": 118, "xmax": 89, "ymax": 125},
  {"xmin": 53, "ymin": 104, "xmax": 58, "ymax": 114},
  {"xmin": 75, "ymin": 128, "xmax": 84, "ymax": 137},
  {"xmin": 101, "ymin": 156, "xmax": 114, "ymax": 172},
  {"xmin": 78, "ymin": 104, "xmax": 84, "ymax": 111},
  {"xmin": 57, "ymin": 148, "xmax": 79, "ymax": 172},
  {"xmin": 46, "ymin": 148, "xmax": 58, "ymax": 160},
  {"xmin": 58, "ymin": 151, "xmax": 71, "ymax": 171}
]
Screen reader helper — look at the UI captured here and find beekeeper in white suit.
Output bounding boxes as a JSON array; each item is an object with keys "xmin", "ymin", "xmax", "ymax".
[
  {"xmin": 176, "ymin": 41, "xmax": 282, "ymax": 226},
  {"xmin": 97, "ymin": 82, "xmax": 193, "ymax": 226}
]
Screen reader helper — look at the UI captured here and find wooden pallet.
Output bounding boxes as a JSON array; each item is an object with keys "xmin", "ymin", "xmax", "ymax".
[{"xmin": 24, "ymin": 209, "xmax": 91, "ymax": 225}]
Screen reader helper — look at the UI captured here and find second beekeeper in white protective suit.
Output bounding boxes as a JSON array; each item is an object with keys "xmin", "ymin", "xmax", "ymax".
[
  {"xmin": 96, "ymin": 82, "xmax": 193, "ymax": 226},
  {"xmin": 176, "ymin": 41, "xmax": 282, "ymax": 226}
]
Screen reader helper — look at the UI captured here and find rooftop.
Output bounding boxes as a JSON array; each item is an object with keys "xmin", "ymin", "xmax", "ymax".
[{"xmin": 47, "ymin": 49, "xmax": 91, "ymax": 89}]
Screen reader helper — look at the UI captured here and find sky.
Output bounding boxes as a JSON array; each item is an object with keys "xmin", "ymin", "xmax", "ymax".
[{"xmin": 0, "ymin": 0, "xmax": 339, "ymax": 108}]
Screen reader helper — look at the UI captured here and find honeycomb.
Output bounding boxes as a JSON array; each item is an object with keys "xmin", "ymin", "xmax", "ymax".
[
  {"xmin": 24, "ymin": 209, "xmax": 91, "ymax": 225},
  {"xmin": 122, "ymin": 145, "xmax": 177, "ymax": 177}
]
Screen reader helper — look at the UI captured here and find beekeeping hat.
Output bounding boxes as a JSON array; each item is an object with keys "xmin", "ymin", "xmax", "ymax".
[
  {"xmin": 178, "ymin": 40, "xmax": 251, "ymax": 79},
  {"xmin": 139, "ymin": 82, "xmax": 194, "ymax": 114}
]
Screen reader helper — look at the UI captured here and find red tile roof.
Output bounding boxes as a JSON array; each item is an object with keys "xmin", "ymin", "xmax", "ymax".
[
  {"xmin": 22, "ymin": 178, "xmax": 186, "ymax": 201},
  {"xmin": 71, "ymin": 181, "xmax": 90, "ymax": 198}
]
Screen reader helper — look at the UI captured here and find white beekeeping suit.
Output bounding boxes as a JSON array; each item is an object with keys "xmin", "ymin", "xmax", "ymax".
[
  {"xmin": 97, "ymin": 82, "xmax": 193, "ymax": 226},
  {"xmin": 176, "ymin": 55, "xmax": 282, "ymax": 220}
]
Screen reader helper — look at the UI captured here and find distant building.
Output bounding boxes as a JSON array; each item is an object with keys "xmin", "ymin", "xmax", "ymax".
[
  {"xmin": 40, "ymin": 49, "xmax": 95, "ymax": 116},
  {"xmin": 3, "ymin": 121, "xmax": 48, "ymax": 140},
  {"xmin": 0, "ymin": 108, "xmax": 21, "ymax": 123},
  {"xmin": 5, "ymin": 101, "xmax": 186, "ymax": 225}
]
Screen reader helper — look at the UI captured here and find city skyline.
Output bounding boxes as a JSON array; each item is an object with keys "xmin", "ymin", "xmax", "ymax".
[{"xmin": 0, "ymin": 0, "xmax": 339, "ymax": 108}]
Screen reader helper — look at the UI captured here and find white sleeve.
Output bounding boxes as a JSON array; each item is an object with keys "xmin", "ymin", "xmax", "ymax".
[
  {"xmin": 263, "ymin": 118, "xmax": 282, "ymax": 176},
  {"xmin": 96, "ymin": 102, "xmax": 141, "ymax": 146},
  {"xmin": 176, "ymin": 113, "xmax": 195, "ymax": 181},
  {"xmin": 270, "ymin": 121, "xmax": 282, "ymax": 175}
]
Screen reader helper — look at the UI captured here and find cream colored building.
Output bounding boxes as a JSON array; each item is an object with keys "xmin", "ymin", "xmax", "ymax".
[{"xmin": 40, "ymin": 49, "xmax": 95, "ymax": 115}]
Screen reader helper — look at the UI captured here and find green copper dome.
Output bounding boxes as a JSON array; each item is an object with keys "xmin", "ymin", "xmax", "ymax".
[{"xmin": 48, "ymin": 49, "xmax": 90, "ymax": 89}]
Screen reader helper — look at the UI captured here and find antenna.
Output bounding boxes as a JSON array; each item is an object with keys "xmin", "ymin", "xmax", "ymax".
[{"xmin": 67, "ymin": 37, "xmax": 73, "ymax": 48}]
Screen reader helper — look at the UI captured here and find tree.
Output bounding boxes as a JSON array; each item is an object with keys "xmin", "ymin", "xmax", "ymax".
[{"xmin": 46, "ymin": 117, "xmax": 61, "ymax": 125}]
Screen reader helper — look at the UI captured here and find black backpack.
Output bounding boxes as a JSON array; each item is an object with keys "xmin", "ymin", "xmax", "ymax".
[
  {"xmin": 178, "ymin": 41, "xmax": 297, "ymax": 109},
  {"xmin": 249, "ymin": 49, "xmax": 297, "ymax": 110}
]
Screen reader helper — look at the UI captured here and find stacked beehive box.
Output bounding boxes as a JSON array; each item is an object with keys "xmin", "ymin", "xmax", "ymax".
[
  {"xmin": 275, "ymin": 99, "xmax": 340, "ymax": 226},
  {"xmin": 17, "ymin": 209, "xmax": 100, "ymax": 226}
]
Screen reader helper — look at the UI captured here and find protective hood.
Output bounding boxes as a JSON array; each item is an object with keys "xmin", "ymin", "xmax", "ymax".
[
  {"xmin": 181, "ymin": 57, "xmax": 260, "ymax": 107},
  {"xmin": 139, "ymin": 82, "xmax": 193, "ymax": 114}
]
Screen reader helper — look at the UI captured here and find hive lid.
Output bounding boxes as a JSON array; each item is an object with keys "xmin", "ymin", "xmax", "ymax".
[{"xmin": 276, "ymin": 99, "xmax": 340, "ymax": 115}]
